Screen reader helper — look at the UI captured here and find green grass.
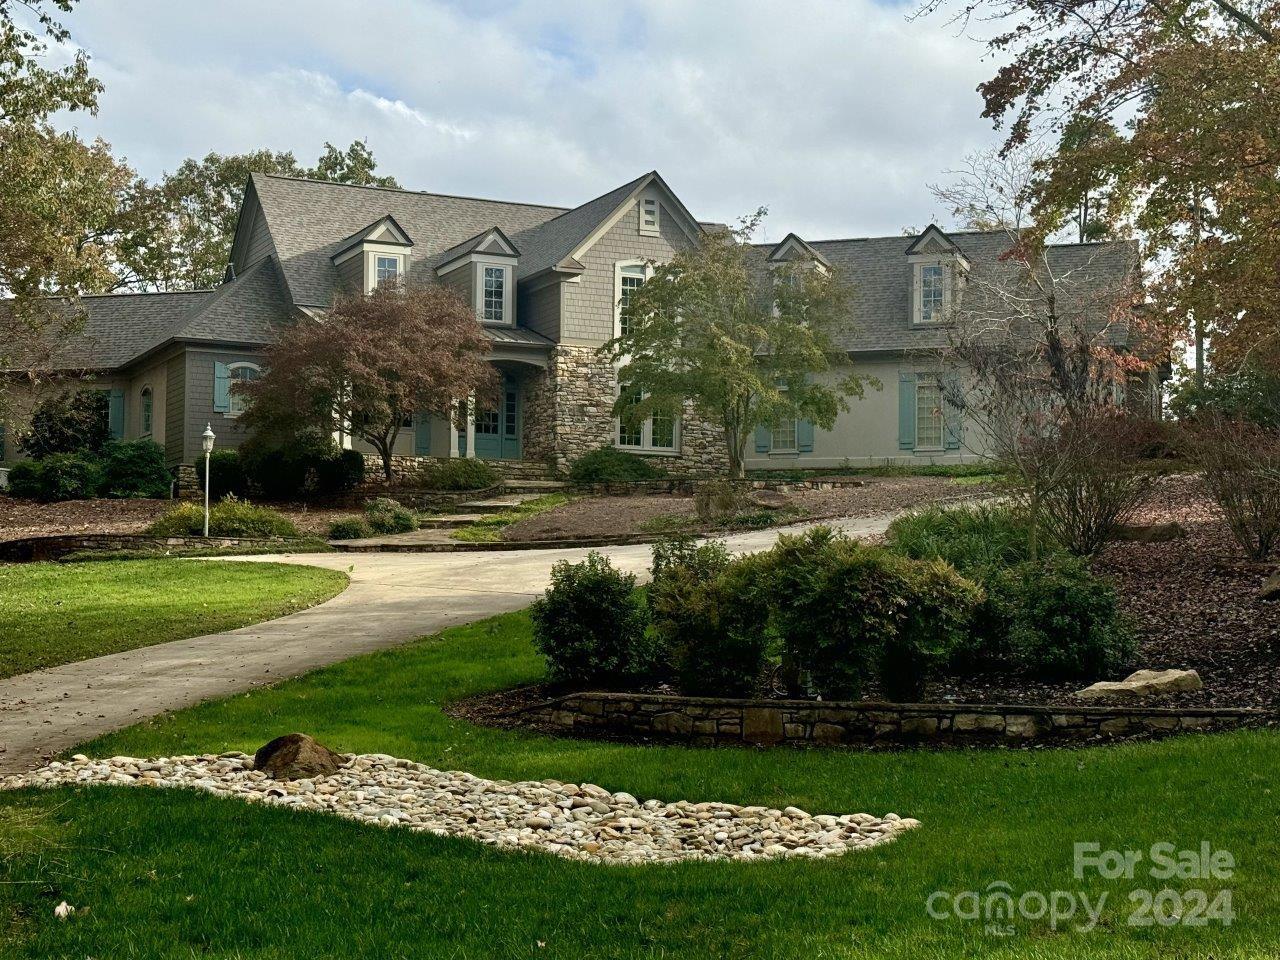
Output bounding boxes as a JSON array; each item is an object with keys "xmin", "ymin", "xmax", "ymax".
[
  {"xmin": 1, "ymin": 607, "xmax": 1276, "ymax": 958},
  {"xmin": 55, "ymin": 539, "xmax": 334, "ymax": 563},
  {"xmin": 450, "ymin": 493, "xmax": 574, "ymax": 542},
  {"xmin": 0, "ymin": 559, "xmax": 348, "ymax": 678}
]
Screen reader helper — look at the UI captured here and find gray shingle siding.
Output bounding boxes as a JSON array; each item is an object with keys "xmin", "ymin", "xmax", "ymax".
[
  {"xmin": 439, "ymin": 263, "xmax": 473, "ymax": 305},
  {"xmin": 335, "ymin": 254, "xmax": 363, "ymax": 294},
  {"xmin": 164, "ymin": 353, "xmax": 186, "ymax": 464},
  {"xmin": 519, "ymin": 282, "xmax": 561, "ymax": 341},
  {"xmin": 241, "ymin": 198, "xmax": 276, "ymax": 271},
  {"xmin": 183, "ymin": 348, "xmax": 264, "ymax": 462},
  {"xmin": 561, "ymin": 201, "xmax": 693, "ymax": 345}
]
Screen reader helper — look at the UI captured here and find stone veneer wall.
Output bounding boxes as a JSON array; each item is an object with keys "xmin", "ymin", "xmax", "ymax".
[
  {"xmin": 0, "ymin": 534, "xmax": 299, "ymax": 563},
  {"xmin": 520, "ymin": 692, "xmax": 1272, "ymax": 746},
  {"xmin": 547, "ymin": 345, "xmax": 728, "ymax": 476}
]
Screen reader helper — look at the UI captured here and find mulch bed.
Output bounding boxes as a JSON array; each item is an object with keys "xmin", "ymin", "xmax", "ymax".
[
  {"xmin": 0, "ymin": 495, "xmax": 357, "ymax": 540},
  {"xmin": 501, "ymin": 476, "xmax": 992, "ymax": 542}
]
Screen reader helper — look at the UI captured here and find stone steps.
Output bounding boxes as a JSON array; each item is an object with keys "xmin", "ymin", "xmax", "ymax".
[
  {"xmin": 416, "ymin": 513, "xmax": 488, "ymax": 530},
  {"xmin": 455, "ymin": 493, "xmax": 547, "ymax": 514},
  {"xmin": 501, "ymin": 479, "xmax": 569, "ymax": 495}
]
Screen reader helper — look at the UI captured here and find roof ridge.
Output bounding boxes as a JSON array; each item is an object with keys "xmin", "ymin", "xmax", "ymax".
[
  {"xmin": 76, "ymin": 289, "xmax": 213, "ymax": 299},
  {"xmin": 254, "ymin": 172, "xmax": 571, "ymax": 212},
  {"xmin": 510, "ymin": 171, "xmax": 654, "ymax": 236}
]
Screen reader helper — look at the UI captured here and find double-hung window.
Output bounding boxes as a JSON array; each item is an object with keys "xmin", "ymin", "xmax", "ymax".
[
  {"xmin": 616, "ymin": 382, "xmax": 677, "ymax": 452},
  {"xmin": 482, "ymin": 266, "xmax": 506, "ymax": 323},
  {"xmin": 140, "ymin": 386, "xmax": 153, "ymax": 435},
  {"xmin": 771, "ymin": 418, "xmax": 798, "ymax": 452},
  {"xmin": 227, "ymin": 363, "xmax": 260, "ymax": 417},
  {"xmin": 617, "ymin": 263, "xmax": 647, "ymax": 338},
  {"xmin": 375, "ymin": 255, "xmax": 400, "ymax": 287},
  {"xmin": 915, "ymin": 378, "xmax": 945, "ymax": 449},
  {"xmin": 919, "ymin": 264, "xmax": 946, "ymax": 323}
]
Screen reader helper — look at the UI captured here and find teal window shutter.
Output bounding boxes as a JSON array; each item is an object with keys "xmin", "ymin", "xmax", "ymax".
[
  {"xmin": 414, "ymin": 412, "xmax": 431, "ymax": 455},
  {"xmin": 898, "ymin": 373, "xmax": 917, "ymax": 450},
  {"xmin": 108, "ymin": 388, "xmax": 125, "ymax": 439},
  {"xmin": 796, "ymin": 418, "xmax": 814, "ymax": 453},
  {"xmin": 213, "ymin": 361, "xmax": 230, "ymax": 412},
  {"xmin": 754, "ymin": 423, "xmax": 771, "ymax": 454},
  {"xmin": 943, "ymin": 374, "xmax": 963, "ymax": 450}
]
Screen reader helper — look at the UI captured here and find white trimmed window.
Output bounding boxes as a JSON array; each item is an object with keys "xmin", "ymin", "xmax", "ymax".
[
  {"xmin": 618, "ymin": 265, "xmax": 646, "ymax": 337},
  {"xmin": 482, "ymin": 266, "xmax": 506, "ymax": 322},
  {"xmin": 140, "ymin": 386, "xmax": 153, "ymax": 435},
  {"xmin": 375, "ymin": 254, "xmax": 401, "ymax": 287},
  {"xmin": 771, "ymin": 418, "xmax": 798, "ymax": 452},
  {"xmin": 227, "ymin": 362, "xmax": 260, "ymax": 417},
  {"xmin": 915, "ymin": 379, "xmax": 945, "ymax": 449},
  {"xmin": 616, "ymin": 381, "xmax": 678, "ymax": 452}
]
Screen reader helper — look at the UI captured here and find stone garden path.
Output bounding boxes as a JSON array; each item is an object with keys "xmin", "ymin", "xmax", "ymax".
[{"xmin": 0, "ymin": 512, "xmax": 899, "ymax": 773}]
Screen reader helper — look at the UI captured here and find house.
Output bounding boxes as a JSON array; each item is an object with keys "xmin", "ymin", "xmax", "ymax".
[{"xmin": 0, "ymin": 170, "xmax": 1151, "ymax": 479}]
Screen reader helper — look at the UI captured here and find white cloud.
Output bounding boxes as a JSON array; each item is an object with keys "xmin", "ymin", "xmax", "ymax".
[{"xmin": 59, "ymin": 0, "xmax": 1003, "ymax": 239}]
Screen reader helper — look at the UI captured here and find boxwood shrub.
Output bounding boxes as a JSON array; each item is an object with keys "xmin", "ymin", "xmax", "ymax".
[
  {"xmin": 148, "ymin": 498, "xmax": 299, "ymax": 539},
  {"xmin": 568, "ymin": 446, "xmax": 666, "ymax": 484}
]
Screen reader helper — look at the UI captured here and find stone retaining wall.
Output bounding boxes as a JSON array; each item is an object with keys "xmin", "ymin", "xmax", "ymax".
[
  {"xmin": 517, "ymin": 692, "xmax": 1273, "ymax": 746},
  {"xmin": 573, "ymin": 477, "xmax": 870, "ymax": 496},
  {"xmin": 0, "ymin": 533, "xmax": 300, "ymax": 563}
]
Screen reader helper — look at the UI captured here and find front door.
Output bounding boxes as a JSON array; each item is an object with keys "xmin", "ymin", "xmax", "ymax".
[{"xmin": 471, "ymin": 375, "xmax": 521, "ymax": 460}]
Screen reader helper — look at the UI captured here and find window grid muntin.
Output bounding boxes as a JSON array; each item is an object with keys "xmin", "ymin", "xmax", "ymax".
[
  {"xmin": 376, "ymin": 255, "xmax": 400, "ymax": 287},
  {"xmin": 483, "ymin": 266, "xmax": 505, "ymax": 322},
  {"xmin": 227, "ymin": 364, "xmax": 259, "ymax": 417},
  {"xmin": 771, "ymin": 419, "xmax": 798, "ymax": 452},
  {"xmin": 916, "ymin": 380, "xmax": 945, "ymax": 448},
  {"xmin": 920, "ymin": 264, "xmax": 945, "ymax": 322}
]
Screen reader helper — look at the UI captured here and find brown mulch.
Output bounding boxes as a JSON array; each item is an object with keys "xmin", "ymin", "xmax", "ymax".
[
  {"xmin": 501, "ymin": 476, "xmax": 993, "ymax": 542},
  {"xmin": 0, "ymin": 494, "xmax": 357, "ymax": 540}
]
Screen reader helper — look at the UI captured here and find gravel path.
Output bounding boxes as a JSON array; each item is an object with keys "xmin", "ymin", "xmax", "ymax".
[{"xmin": 2, "ymin": 753, "xmax": 918, "ymax": 865}]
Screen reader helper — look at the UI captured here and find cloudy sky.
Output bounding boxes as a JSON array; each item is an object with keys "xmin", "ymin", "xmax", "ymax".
[{"xmin": 55, "ymin": 0, "xmax": 1003, "ymax": 243}]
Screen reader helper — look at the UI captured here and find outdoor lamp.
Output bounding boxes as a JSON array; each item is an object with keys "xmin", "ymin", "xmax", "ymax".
[{"xmin": 202, "ymin": 424, "xmax": 215, "ymax": 537}]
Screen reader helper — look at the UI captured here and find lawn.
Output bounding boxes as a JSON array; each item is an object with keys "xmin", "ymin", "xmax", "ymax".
[
  {"xmin": 1, "ymin": 606, "xmax": 1275, "ymax": 958},
  {"xmin": 0, "ymin": 559, "xmax": 348, "ymax": 678},
  {"xmin": 450, "ymin": 493, "xmax": 574, "ymax": 542}
]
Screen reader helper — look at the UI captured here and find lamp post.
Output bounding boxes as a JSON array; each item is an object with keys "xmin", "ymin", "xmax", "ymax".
[{"xmin": 201, "ymin": 424, "xmax": 216, "ymax": 538}]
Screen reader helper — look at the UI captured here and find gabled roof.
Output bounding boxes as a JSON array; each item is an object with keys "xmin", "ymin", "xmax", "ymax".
[
  {"xmin": 250, "ymin": 173, "xmax": 568, "ymax": 307},
  {"xmin": 165, "ymin": 256, "xmax": 292, "ymax": 348},
  {"xmin": 904, "ymin": 223, "xmax": 961, "ymax": 257},
  {"xmin": 766, "ymin": 232, "xmax": 831, "ymax": 268},
  {"xmin": 435, "ymin": 226, "xmax": 519, "ymax": 272},
  {"xmin": 331, "ymin": 214, "xmax": 414, "ymax": 261}
]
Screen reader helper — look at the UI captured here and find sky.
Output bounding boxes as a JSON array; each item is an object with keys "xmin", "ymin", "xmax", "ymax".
[{"xmin": 54, "ymin": 0, "xmax": 1005, "ymax": 244}]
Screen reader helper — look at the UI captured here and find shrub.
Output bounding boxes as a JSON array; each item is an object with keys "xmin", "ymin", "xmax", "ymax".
[
  {"xmin": 328, "ymin": 516, "xmax": 373, "ymax": 540},
  {"xmin": 10, "ymin": 453, "xmax": 106, "ymax": 502},
  {"xmin": 148, "ymin": 497, "xmax": 299, "ymax": 539},
  {"xmin": 1188, "ymin": 417, "xmax": 1280, "ymax": 560},
  {"xmin": 662, "ymin": 553, "xmax": 775, "ymax": 697},
  {"xmin": 946, "ymin": 563, "xmax": 1021, "ymax": 673},
  {"xmin": 882, "ymin": 559, "xmax": 982, "ymax": 701},
  {"xmin": 530, "ymin": 552, "xmax": 654, "ymax": 687},
  {"xmin": 1008, "ymin": 556, "xmax": 1134, "ymax": 681},
  {"xmin": 886, "ymin": 503, "xmax": 1050, "ymax": 571},
  {"xmin": 18, "ymin": 390, "xmax": 109, "ymax": 459},
  {"xmin": 568, "ymin": 446, "xmax": 666, "ymax": 484},
  {"xmin": 693, "ymin": 479, "xmax": 750, "ymax": 523},
  {"xmin": 101, "ymin": 440, "xmax": 170, "ymax": 498},
  {"xmin": 417, "ymin": 458, "xmax": 498, "ymax": 491},
  {"xmin": 202, "ymin": 449, "xmax": 250, "ymax": 500},
  {"xmin": 364, "ymin": 496, "xmax": 417, "ymax": 534},
  {"xmin": 240, "ymin": 432, "xmax": 364, "ymax": 500}
]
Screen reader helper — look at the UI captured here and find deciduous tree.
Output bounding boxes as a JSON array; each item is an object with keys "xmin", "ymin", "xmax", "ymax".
[{"xmin": 240, "ymin": 283, "xmax": 495, "ymax": 481}]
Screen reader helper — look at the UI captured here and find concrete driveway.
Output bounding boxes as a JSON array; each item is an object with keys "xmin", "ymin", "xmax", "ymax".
[{"xmin": 0, "ymin": 513, "xmax": 898, "ymax": 773}]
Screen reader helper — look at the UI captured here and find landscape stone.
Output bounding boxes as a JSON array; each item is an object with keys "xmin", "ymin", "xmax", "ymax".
[
  {"xmin": 1112, "ymin": 522, "xmax": 1187, "ymax": 543},
  {"xmin": 1260, "ymin": 571, "xmax": 1280, "ymax": 602},
  {"xmin": 1074, "ymin": 669, "xmax": 1203, "ymax": 702},
  {"xmin": 252, "ymin": 733, "xmax": 345, "ymax": 780}
]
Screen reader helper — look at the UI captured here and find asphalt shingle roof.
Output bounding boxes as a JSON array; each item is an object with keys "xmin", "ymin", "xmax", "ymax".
[
  {"xmin": 251, "ymin": 174, "xmax": 568, "ymax": 307},
  {"xmin": 168, "ymin": 256, "xmax": 291, "ymax": 347}
]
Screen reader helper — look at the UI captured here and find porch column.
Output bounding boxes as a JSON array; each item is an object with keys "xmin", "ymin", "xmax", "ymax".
[
  {"xmin": 449, "ymin": 400, "xmax": 460, "ymax": 458},
  {"xmin": 465, "ymin": 392, "xmax": 476, "ymax": 459}
]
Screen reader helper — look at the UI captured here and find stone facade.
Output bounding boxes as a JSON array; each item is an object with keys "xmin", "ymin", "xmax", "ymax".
[
  {"xmin": 0, "ymin": 533, "xmax": 297, "ymax": 563},
  {"xmin": 519, "ymin": 692, "xmax": 1273, "ymax": 747}
]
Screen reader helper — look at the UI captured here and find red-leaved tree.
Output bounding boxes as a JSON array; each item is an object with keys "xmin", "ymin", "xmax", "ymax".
[{"xmin": 242, "ymin": 283, "xmax": 496, "ymax": 481}]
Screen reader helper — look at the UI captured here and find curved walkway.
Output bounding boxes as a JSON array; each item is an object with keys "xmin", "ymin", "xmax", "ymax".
[{"xmin": 0, "ymin": 512, "xmax": 898, "ymax": 773}]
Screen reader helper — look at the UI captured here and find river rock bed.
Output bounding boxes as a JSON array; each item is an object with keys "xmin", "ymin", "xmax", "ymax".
[{"xmin": 1, "ymin": 752, "xmax": 919, "ymax": 865}]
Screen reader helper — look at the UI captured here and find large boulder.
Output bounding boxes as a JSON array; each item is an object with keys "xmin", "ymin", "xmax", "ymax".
[
  {"xmin": 253, "ymin": 733, "xmax": 346, "ymax": 780},
  {"xmin": 1112, "ymin": 522, "xmax": 1187, "ymax": 543},
  {"xmin": 1074, "ymin": 669, "xmax": 1203, "ymax": 702}
]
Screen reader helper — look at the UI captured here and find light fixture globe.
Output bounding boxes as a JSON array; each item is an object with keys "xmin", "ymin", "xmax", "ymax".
[{"xmin": 201, "ymin": 423, "xmax": 216, "ymax": 454}]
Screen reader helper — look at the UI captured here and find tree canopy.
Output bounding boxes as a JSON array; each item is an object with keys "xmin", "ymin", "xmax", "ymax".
[{"xmin": 601, "ymin": 212, "xmax": 869, "ymax": 478}]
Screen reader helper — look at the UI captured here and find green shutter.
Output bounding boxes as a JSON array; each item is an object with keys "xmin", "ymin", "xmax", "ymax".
[
  {"xmin": 108, "ymin": 388, "xmax": 125, "ymax": 439},
  {"xmin": 754, "ymin": 423, "xmax": 771, "ymax": 453},
  {"xmin": 943, "ymin": 374, "xmax": 963, "ymax": 450},
  {"xmin": 796, "ymin": 418, "xmax": 814, "ymax": 453},
  {"xmin": 213, "ymin": 361, "xmax": 230, "ymax": 412},
  {"xmin": 414, "ymin": 412, "xmax": 431, "ymax": 455},
  {"xmin": 898, "ymin": 373, "xmax": 917, "ymax": 450}
]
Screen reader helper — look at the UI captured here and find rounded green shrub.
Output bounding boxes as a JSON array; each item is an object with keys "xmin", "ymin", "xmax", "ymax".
[
  {"xmin": 568, "ymin": 446, "xmax": 666, "ymax": 484},
  {"xmin": 202, "ymin": 449, "xmax": 249, "ymax": 500},
  {"xmin": 417, "ymin": 458, "xmax": 499, "ymax": 491},
  {"xmin": 148, "ymin": 497, "xmax": 299, "ymax": 539},
  {"xmin": 364, "ymin": 497, "xmax": 417, "ymax": 534},
  {"xmin": 6, "ymin": 460, "xmax": 43, "ymax": 499},
  {"xmin": 530, "ymin": 552, "xmax": 654, "ymax": 687},
  {"xmin": 885, "ymin": 502, "xmax": 1054, "ymax": 571},
  {"xmin": 881, "ymin": 558, "xmax": 982, "ymax": 701},
  {"xmin": 328, "ymin": 516, "xmax": 373, "ymax": 540},
  {"xmin": 240, "ymin": 432, "xmax": 365, "ymax": 500},
  {"xmin": 1008, "ymin": 556, "xmax": 1134, "ymax": 680},
  {"xmin": 101, "ymin": 440, "xmax": 171, "ymax": 498},
  {"xmin": 11, "ymin": 453, "xmax": 106, "ymax": 502}
]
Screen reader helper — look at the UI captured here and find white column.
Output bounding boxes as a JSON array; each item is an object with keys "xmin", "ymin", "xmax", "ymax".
[
  {"xmin": 465, "ymin": 392, "xmax": 476, "ymax": 459},
  {"xmin": 449, "ymin": 400, "xmax": 461, "ymax": 459}
]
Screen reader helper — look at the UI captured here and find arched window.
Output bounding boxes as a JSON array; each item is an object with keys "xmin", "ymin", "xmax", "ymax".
[
  {"xmin": 140, "ymin": 386, "xmax": 153, "ymax": 435},
  {"xmin": 227, "ymin": 362, "xmax": 260, "ymax": 417}
]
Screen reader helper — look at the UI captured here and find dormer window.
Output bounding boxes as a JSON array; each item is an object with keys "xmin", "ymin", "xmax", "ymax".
[
  {"xmin": 375, "ymin": 255, "xmax": 401, "ymax": 287},
  {"xmin": 482, "ymin": 266, "xmax": 506, "ymax": 322},
  {"xmin": 920, "ymin": 264, "xmax": 947, "ymax": 323}
]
